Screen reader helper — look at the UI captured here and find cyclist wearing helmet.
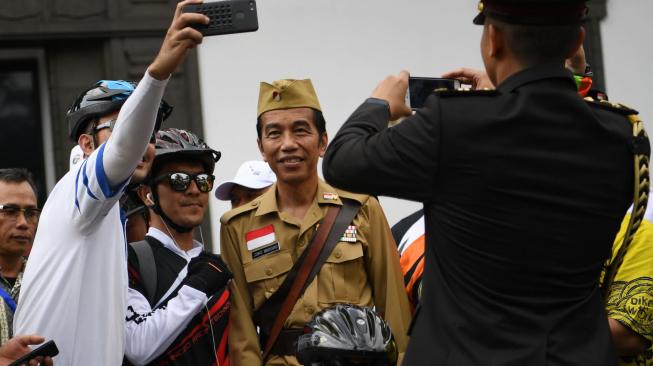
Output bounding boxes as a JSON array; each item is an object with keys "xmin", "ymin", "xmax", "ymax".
[
  {"xmin": 124, "ymin": 128, "xmax": 231, "ymax": 366},
  {"xmin": 14, "ymin": 1, "xmax": 211, "ymax": 364}
]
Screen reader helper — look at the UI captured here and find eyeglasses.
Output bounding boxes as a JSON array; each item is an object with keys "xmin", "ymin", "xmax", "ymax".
[
  {"xmin": 94, "ymin": 118, "xmax": 157, "ymax": 143},
  {"xmin": 153, "ymin": 172, "xmax": 215, "ymax": 193},
  {"xmin": 0, "ymin": 204, "xmax": 41, "ymax": 223}
]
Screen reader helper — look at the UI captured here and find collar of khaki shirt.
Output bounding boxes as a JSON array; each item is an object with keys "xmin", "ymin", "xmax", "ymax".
[{"xmin": 253, "ymin": 179, "xmax": 344, "ymax": 236}]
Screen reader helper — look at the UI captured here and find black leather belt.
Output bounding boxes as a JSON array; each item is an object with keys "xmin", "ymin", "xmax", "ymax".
[{"xmin": 268, "ymin": 328, "xmax": 304, "ymax": 356}]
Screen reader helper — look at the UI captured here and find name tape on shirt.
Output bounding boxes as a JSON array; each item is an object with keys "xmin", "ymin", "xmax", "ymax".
[
  {"xmin": 252, "ymin": 242, "xmax": 280, "ymax": 259},
  {"xmin": 246, "ymin": 225, "xmax": 277, "ymax": 251}
]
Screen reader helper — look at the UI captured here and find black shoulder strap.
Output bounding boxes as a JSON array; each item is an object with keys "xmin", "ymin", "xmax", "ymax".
[
  {"xmin": 300, "ymin": 198, "xmax": 362, "ymax": 295},
  {"xmin": 131, "ymin": 239, "xmax": 157, "ymax": 306},
  {"xmin": 254, "ymin": 198, "xmax": 362, "ymax": 346}
]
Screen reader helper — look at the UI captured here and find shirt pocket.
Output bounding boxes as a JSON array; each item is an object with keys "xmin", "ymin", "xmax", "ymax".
[
  {"xmin": 318, "ymin": 242, "xmax": 367, "ymax": 304},
  {"xmin": 243, "ymin": 250, "xmax": 293, "ymax": 307}
]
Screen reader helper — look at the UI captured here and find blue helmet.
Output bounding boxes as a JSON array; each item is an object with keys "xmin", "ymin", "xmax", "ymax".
[{"xmin": 66, "ymin": 79, "xmax": 173, "ymax": 141}]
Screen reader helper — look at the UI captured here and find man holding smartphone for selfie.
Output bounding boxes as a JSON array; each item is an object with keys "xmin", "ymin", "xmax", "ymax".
[
  {"xmin": 13, "ymin": 1, "xmax": 211, "ymax": 364},
  {"xmin": 323, "ymin": 0, "xmax": 647, "ymax": 365}
]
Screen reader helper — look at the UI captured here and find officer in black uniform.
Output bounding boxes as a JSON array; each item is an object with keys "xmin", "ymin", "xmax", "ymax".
[{"xmin": 322, "ymin": 1, "xmax": 646, "ymax": 365}]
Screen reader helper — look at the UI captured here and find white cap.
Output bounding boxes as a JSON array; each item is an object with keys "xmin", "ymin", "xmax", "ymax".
[
  {"xmin": 215, "ymin": 161, "xmax": 276, "ymax": 200},
  {"xmin": 69, "ymin": 145, "xmax": 84, "ymax": 171}
]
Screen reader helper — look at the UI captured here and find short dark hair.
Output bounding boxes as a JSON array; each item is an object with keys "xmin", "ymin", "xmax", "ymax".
[
  {"xmin": 488, "ymin": 16, "xmax": 581, "ymax": 67},
  {"xmin": 0, "ymin": 168, "xmax": 38, "ymax": 197},
  {"xmin": 256, "ymin": 109, "xmax": 326, "ymax": 139}
]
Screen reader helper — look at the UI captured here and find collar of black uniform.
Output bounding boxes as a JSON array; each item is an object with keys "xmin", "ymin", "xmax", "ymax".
[
  {"xmin": 496, "ymin": 63, "xmax": 577, "ymax": 93},
  {"xmin": 473, "ymin": 0, "xmax": 588, "ymax": 26}
]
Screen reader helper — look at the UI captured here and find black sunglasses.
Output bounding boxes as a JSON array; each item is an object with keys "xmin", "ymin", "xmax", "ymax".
[
  {"xmin": 153, "ymin": 172, "xmax": 215, "ymax": 193},
  {"xmin": 0, "ymin": 204, "xmax": 41, "ymax": 223},
  {"xmin": 94, "ymin": 118, "xmax": 158, "ymax": 143}
]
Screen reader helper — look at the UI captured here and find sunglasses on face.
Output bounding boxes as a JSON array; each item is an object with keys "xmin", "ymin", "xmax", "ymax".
[
  {"xmin": 153, "ymin": 172, "xmax": 215, "ymax": 193},
  {"xmin": 94, "ymin": 118, "xmax": 157, "ymax": 143},
  {"xmin": 0, "ymin": 204, "xmax": 41, "ymax": 224}
]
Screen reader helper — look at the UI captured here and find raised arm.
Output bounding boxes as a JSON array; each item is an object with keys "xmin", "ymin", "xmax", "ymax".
[
  {"xmin": 323, "ymin": 71, "xmax": 440, "ymax": 202},
  {"xmin": 102, "ymin": 0, "xmax": 209, "ymax": 187}
]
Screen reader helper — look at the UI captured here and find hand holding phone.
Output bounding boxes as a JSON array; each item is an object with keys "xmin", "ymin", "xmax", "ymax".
[
  {"xmin": 7, "ymin": 339, "xmax": 58, "ymax": 366},
  {"xmin": 370, "ymin": 71, "xmax": 412, "ymax": 121},
  {"xmin": 182, "ymin": 0, "xmax": 259, "ymax": 37}
]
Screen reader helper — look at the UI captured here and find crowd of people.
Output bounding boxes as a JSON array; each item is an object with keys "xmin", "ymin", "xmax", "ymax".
[{"xmin": 0, "ymin": 0, "xmax": 650, "ymax": 365}]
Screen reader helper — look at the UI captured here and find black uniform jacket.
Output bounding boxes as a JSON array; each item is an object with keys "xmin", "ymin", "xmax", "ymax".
[{"xmin": 323, "ymin": 64, "xmax": 635, "ymax": 366}]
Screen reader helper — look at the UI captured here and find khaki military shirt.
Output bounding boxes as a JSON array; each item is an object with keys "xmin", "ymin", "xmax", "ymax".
[{"xmin": 220, "ymin": 180, "xmax": 411, "ymax": 366}]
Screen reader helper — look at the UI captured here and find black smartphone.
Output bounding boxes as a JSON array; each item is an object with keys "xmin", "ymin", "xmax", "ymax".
[
  {"xmin": 8, "ymin": 340, "xmax": 59, "ymax": 366},
  {"xmin": 182, "ymin": 0, "xmax": 259, "ymax": 37},
  {"xmin": 407, "ymin": 77, "xmax": 461, "ymax": 109}
]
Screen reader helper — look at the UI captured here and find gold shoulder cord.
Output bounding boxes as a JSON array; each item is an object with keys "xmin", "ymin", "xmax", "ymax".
[{"xmin": 602, "ymin": 113, "xmax": 650, "ymax": 295}]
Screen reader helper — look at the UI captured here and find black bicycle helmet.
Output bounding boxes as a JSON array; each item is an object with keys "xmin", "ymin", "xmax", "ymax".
[
  {"xmin": 147, "ymin": 128, "xmax": 221, "ymax": 233},
  {"xmin": 151, "ymin": 128, "xmax": 221, "ymax": 176},
  {"xmin": 296, "ymin": 304, "xmax": 398, "ymax": 366},
  {"xmin": 66, "ymin": 79, "xmax": 173, "ymax": 141}
]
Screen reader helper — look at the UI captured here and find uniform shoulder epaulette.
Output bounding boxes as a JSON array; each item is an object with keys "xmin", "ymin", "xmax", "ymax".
[
  {"xmin": 220, "ymin": 199, "xmax": 259, "ymax": 224},
  {"xmin": 333, "ymin": 189, "xmax": 370, "ymax": 206},
  {"xmin": 434, "ymin": 88, "xmax": 499, "ymax": 98},
  {"xmin": 584, "ymin": 97, "xmax": 639, "ymax": 116}
]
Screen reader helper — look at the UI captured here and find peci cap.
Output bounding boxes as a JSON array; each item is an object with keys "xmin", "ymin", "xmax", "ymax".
[
  {"xmin": 215, "ymin": 160, "xmax": 276, "ymax": 200},
  {"xmin": 473, "ymin": 0, "xmax": 588, "ymax": 26},
  {"xmin": 257, "ymin": 79, "xmax": 322, "ymax": 118}
]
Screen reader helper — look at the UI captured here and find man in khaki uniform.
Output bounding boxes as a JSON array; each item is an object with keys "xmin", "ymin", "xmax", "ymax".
[{"xmin": 220, "ymin": 79, "xmax": 411, "ymax": 366}]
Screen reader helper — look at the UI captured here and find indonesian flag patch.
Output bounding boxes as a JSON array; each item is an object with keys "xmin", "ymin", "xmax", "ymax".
[{"xmin": 246, "ymin": 225, "xmax": 276, "ymax": 251}]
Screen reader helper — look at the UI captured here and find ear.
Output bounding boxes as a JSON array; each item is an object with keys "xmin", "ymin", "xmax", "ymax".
[
  {"xmin": 257, "ymin": 138, "xmax": 267, "ymax": 162},
  {"xmin": 77, "ymin": 134, "xmax": 95, "ymax": 157},
  {"xmin": 318, "ymin": 132, "xmax": 328, "ymax": 158},
  {"xmin": 137, "ymin": 185, "xmax": 154, "ymax": 207},
  {"xmin": 565, "ymin": 26, "xmax": 586, "ymax": 60},
  {"xmin": 487, "ymin": 23, "xmax": 504, "ymax": 58}
]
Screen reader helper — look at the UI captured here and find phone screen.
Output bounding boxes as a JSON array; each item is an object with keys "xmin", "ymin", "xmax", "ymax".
[{"xmin": 407, "ymin": 77, "xmax": 461, "ymax": 109}]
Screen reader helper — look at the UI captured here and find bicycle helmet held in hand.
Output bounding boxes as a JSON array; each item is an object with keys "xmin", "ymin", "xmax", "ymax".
[
  {"xmin": 296, "ymin": 304, "xmax": 398, "ymax": 366},
  {"xmin": 67, "ymin": 79, "xmax": 173, "ymax": 141}
]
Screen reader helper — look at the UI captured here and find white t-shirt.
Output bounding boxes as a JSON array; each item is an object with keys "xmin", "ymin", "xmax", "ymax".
[{"xmin": 14, "ymin": 73, "xmax": 167, "ymax": 365}]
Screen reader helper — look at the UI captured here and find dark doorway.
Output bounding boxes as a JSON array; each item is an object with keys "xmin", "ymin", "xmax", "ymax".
[{"xmin": 0, "ymin": 59, "xmax": 47, "ymax": 204}]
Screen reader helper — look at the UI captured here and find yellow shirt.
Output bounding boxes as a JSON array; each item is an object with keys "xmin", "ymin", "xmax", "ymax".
[
  {"xmin": 605, "ymin": 197, "xmax": 653, "ymax": 366},
  {"xmin": 220, "ymin": 180, "xmax": 411, "ymax": 366}
]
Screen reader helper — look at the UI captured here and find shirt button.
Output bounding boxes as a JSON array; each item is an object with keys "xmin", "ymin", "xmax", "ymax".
[
  {"xmin": 306, "ymin": 306, "xmax": 315, "ymax": 314},
  {"xmin": 334, "ymin": 250, "xmax": 342, "ymax": 259},
  {"xmin": 265, "ymin": 268, "xmax": 273, "ymax": 276}
]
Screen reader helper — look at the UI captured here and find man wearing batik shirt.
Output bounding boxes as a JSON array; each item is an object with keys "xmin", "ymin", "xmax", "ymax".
[{"xmin": 604, "ymin": 194, "xmax": 653, "ymax": 366}]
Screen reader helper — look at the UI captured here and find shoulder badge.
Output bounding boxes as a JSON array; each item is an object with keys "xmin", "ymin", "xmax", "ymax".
[
  {"xmin": 434, "ymin": 88, "xmax": 499, "ymax": 98},
  {"xmin": 220, "ymin": 199, "xmax": 259, "ymax": 224},
  {"xmin": 333, "ymin": 188, "xmax": 369, "ymax": 206},
  {"xmin": 585, "ymin": 98, "xmax": 639, "ymax": 116}
]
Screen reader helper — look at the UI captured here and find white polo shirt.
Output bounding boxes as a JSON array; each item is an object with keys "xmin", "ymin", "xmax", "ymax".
[{"xmin": 14, "ymin": 73, "xmax": 167, "ymax": 365}]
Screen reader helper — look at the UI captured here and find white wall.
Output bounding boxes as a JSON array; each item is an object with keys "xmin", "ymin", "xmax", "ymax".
[
  {"xmin": 602, "ymin": 0, "xmax": 653, "ymax": 133},
  {"xmin": 198, "ymin": 0, "xmax": 651, "ymax": 250}
]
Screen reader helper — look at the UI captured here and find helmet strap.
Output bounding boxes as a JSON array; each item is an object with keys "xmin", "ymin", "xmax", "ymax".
[{"xmin": 149, "ymin": 187, "xmax": 194, "ymax": 234}]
